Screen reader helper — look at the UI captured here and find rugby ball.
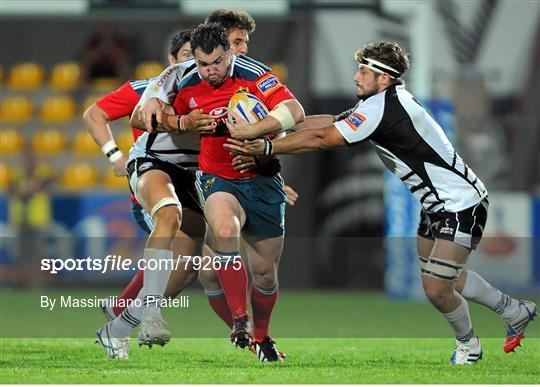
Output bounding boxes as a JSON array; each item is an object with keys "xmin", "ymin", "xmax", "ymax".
[{"xmin": 228, "ymin": 91, "xmax": 269, "ymax": 124}]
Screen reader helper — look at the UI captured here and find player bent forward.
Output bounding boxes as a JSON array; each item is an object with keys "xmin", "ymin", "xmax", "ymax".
[{"xmin": 225, "ymin": 41, "xmax": 536, "ymax": 365}]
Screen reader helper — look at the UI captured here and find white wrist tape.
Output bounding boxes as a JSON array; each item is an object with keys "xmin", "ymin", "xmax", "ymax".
[
  {"xmin": 101, "ymin": 140, "xmax": 123, "ymax": 162},
  {"xmin": 268, "ymin": 103, "xmax": 296, "ymax": 131}
]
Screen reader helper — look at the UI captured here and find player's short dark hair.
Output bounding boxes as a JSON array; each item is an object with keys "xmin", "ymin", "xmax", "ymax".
[
  {"xmin": 355, "ymin": 41, "xmax": 410, "ymax": 81},
  {"xmin": 190, "ymin": 23, "xmax": 230, "ymax": 55},
  {"xmin": 205, "ymin": 9, "xmax": 256, "ymax": 34},
  {"xmin": 169, "ymin": 29, "xmax": 191, "ymax": 56}
]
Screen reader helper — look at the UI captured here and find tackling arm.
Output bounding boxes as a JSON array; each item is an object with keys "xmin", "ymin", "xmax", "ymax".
[{"xmin": 225, "ymin": 124, "xmax": 347, "ymax": 155}]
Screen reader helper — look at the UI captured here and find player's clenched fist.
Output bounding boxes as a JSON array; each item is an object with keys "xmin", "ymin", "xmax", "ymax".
[{"xmin": 224, "ymin": 138, "xmax": 265, "ymax": 156}]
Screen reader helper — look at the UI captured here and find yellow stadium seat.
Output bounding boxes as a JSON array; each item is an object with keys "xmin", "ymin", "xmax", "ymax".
[
  {"xmin": 8, "ymin": 62, "xmax": 45, "ymax": 89},
  {"xmin": 0, "ymin": 96, "xmax": 33, "ymax": 123},
  {"xmin": 72, "ymin": 130, "xmax": 100, "ymax": 155},
  {"xmin": 49, "ymin": 62, "xmax": 81, "ymax": 91},
  {"xmin": 61, "ymin": 162, "xmax": 98, "ymax": 189},
  {"xmin": 0, "ymin": 163, "xmax": 13, "ymax": 190},
  {"xmin": 0, "ymin": 128, "xmax": 24, "ymax": 155},
  {"xmin": 32, "ymin": 129, "xmax": 66, "ymax": 155},
  {"xmin": 103, "ymin": 168, "xmax": 127, "ymax": 189},
  {"xmin": 134, "ymin": 61, "xmax": 163, "ymax": 80},
  {"xmin": 40, "ymin": 95, "xmax": 76, "ymax": 123},
  {"xmin": 117, "ymin": 130, "xmax": 135, "ymax": 154},
  {"xmin": 91, "ymin": 77, "xmax": 121, "ymax": 90}
]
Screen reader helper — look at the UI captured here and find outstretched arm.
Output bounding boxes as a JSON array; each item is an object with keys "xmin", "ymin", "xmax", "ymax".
[{"xmin": 225, "ymin": 124, "xmax": 347, "ymax": 155}]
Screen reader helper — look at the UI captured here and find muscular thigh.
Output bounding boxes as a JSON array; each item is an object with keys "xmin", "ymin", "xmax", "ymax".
[
  {"xmin": 204, "ymin": 191, "xmax": 246, "ymax": 234},
  {"xmin": 429, "ymin": 238, "xmax": 471, "ymax": 265},
  {"xmin": 136, "ymin": 169, "xmax": 179, "ymax": 214}
]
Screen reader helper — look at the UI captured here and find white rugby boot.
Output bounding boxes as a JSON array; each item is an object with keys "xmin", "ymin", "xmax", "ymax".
[
  {"xmin": 95, "ymin": 321, "xmax": 130, "ymax": 359},
  {"xmin": 450, "ymin": 336, "xmax": 483, "ymax": 365},
  {"xmin": 138, "ymin": 311, "xmax": 171, "ymax": 348}
]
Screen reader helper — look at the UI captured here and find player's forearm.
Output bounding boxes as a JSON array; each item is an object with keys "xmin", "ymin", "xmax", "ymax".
[
  {"xmin": 83, "ymin": 104, "xmax": 126, "ymax": 165},
  {"xmin": 254, "ymin": 100, "xmax": 305, "ymax": 137},
  {"xmin": 292, "ymin": 115, "xmax": 335, "ymax": 131},
  {"xmin": 83, "ymin": 104, "xmax": 115, "ymax": 147},
  {"xmin": 271, "ymin": 127, "xmax": 329, "ymax": 154},
  {"xmin": 130, "ymin": 107, "xmax": 179, "ymax": 133}
]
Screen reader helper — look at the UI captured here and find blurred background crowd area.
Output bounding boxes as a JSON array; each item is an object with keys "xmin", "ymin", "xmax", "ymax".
[{"xmin": 0, "ymin": 0, "xmax": 539, "ymax": 294}]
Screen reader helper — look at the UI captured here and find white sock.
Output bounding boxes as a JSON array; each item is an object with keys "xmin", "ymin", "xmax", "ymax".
[
  {"xmin": 442, "ymin": 294, "xmax": 475, "ymax": 342},
  {"xmin": 462, "ymin": 270, "xmax": 520, "ymax": 320},
  {"xmin": 141, "ymin": 248, "xmax": 173, "ymax": 314},
  {"xmin": 109, "ymin": 294, "xmax": 143, "ymax": 338}
]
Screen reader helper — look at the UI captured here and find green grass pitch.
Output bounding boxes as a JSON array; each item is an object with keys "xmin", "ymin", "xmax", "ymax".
[{"xmin": 1, "ymin": 290, "xmax": 538, "ymax": 383}]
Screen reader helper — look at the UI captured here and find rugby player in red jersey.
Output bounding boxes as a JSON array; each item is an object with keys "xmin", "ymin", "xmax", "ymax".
[{"xmin": 132, "ymin": 23, "xmax": 305, "ymax": 361}]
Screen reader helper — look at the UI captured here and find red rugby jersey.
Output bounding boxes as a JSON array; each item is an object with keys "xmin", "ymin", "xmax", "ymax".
[
  {"xmin": 173, "ymin": 55, "xmax": 296, "ymax": 180},
  {"xmin": 96, "ymin": 79, "xmax": 151, "ymax": 141}
]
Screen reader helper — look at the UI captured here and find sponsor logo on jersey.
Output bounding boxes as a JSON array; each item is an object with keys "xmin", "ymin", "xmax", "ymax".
[
  {"xmin": 235, "ymin": 86, "xmax": 250, "ymax": 94},
  {"xmin": 257, "ymin": 74, "xmax": 280, "ymax": 96},
  {"xmin": 204, "ymin": 177, "xmax": 215, "ymax": 192},
  {"xmin": 209, "ymin": 107, "xmax": 228, "ymax": 120},
  {"xmin": 439, "ymin": 219, "xmax": 455, "ymax": 235},
  {"xmin": 138, "ymin": 162, "xmax": 153, "ymax": 173},
  {"xmin": 189, "ymin": 97, "xmax": 197, "ymax": 108},
  {"xmin": 156, "ymin": 66, "xmax": 176, "ymax": 87},
  {"xmin": 344, "ymin": 112, "xmax": 366, "ymax": 131}
]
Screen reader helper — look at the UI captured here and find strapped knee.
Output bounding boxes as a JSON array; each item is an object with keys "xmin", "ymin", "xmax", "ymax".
[
  {"xmin": 421, "ymin": 258, "xmax": 464, "ymax": 281},
  {"xmin": 151, "ymin": 197, "xmax": 181, "ymax": 219},
  {"xmin": 418, "ymin": 256, "xmax": 429, "ymax": 271}
]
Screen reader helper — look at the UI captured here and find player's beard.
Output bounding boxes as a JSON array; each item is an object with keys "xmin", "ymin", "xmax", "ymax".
[
  {"xmin": 207, "ymin": 64, "xmax": 231, "ymax": 88},
  {"xmin": 356, "ymin": 83, "xmax": 378, "ymax": 100}
]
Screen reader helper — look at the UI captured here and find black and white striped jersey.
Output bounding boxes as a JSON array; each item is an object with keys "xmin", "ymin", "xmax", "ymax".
[
  {"xmin": 129, "ymin": 59, "xmax": 199, "ymax": 168},
  {"xmin": 334, "ymin": 84, "xmax": 487, "ymax": 213}
]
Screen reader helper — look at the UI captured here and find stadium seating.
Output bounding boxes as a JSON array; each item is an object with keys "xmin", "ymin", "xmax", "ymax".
[
  {"xmin": 103, "ymin": 167, "xmax": 127, "ymax": 189},
  {"xmin": 134, "ymin": 61, "xmax": 163, "ymax": 80},
  {"xmin": 0, "ymin": 163, "xmax": 13, "ymax": 190},
  {"xmin": 8, "ymin": 62, "xmax": 45, "ymax": 89},
  {"xmin": 49, "ymin": 62, "xmax": 81, "ymax": 91},
  {"xmin": 117, "ymin": 130, "xmax": 135, "ymax": 153},
  {"xmin": 91, "ymin": 77, "xmax": 121, "ymax": 90},
  {"xmin": 72, "ymin": 130, "xmax": 100, "ymax": 155},
  {"xmin": 32, "ymin": 129, "xmax": 66, "ymax": 155},
  {"xmin": 60, "ymin": 162, "xmax": 98, "ymax": 189},
  {"xmin": 0, "ymin": 128, "xmax": 24, "ymax": 155},
  {"xmin": 0, "ymin": 96, "xmax": 33, "ymax": 123},
  {"xmin": 40, "ymin": 95, "xmax": 76, "ymax": 123}
]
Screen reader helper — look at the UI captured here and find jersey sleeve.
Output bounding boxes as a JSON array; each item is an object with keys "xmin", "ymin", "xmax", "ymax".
[
  {"xmin": 96, "ymin": 82, "xmax": 140, "ymax": 121},
  {"xmin": 139, "ymin": 61, "xmax": 195, "ymax": 106},
  {"xmin": 333, "ymin": 94, "xmax": 384, "ymax": 144},
  {"xmin": 251, "ymin": 72, "xmax": 296, "ymax": 110},
  {"xmin": 334, "ymin": 101, "xmax": 361, "ymax": 121}
]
